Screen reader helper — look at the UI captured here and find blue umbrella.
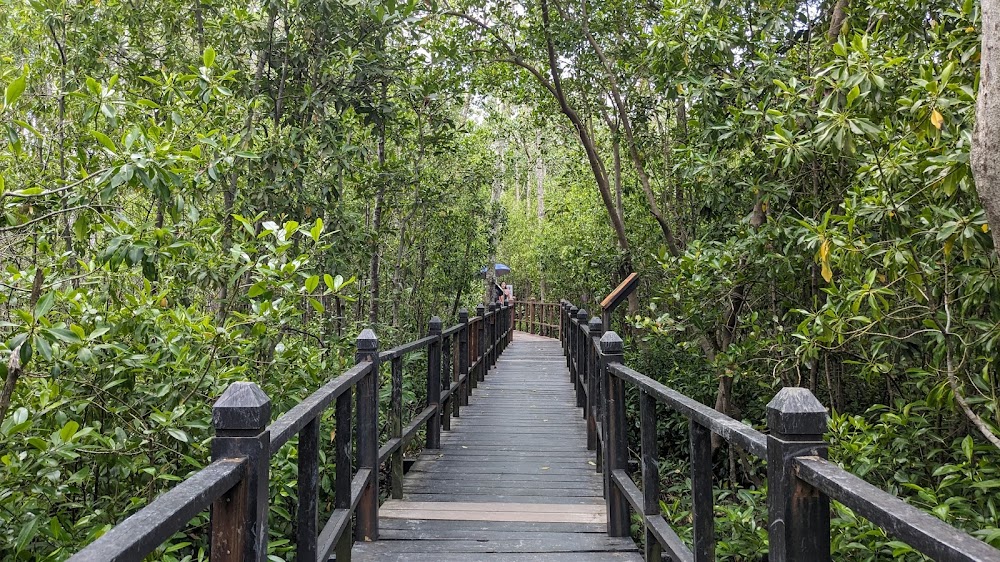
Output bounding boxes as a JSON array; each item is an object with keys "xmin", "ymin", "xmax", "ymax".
[{"xmin": 479, "ymin": 263, "xmax": 511, "ymax": 277}]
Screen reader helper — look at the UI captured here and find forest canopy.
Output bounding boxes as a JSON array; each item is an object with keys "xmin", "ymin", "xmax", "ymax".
[{"xmin": 2, "ymin": 0, "xmax": 1000, "ymax": 559}]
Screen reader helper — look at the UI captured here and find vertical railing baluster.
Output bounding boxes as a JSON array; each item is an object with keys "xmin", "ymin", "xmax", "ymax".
[
  {"xmin": 442, "ymin": 333, "xmax": 452, "ymax": 432},
  {"xmin": 427, "ymin": 317, "xmax": 442, "ymax": 449},
  {"xmin": 333, "ymin": 381, "xmax": 352, "ymax": 561},
  {"xmin": 766, "ymin": 388, "xmax": 830, "ymax": 562},
  {"xmin": 296, "ymin": 417, "xmax": 319, "ymax": 561},
  {"xmin": 390, "ymin": 356, "xmax": 404, "ymax": 499},
  {"xmin": 211, "ymin": 382, "xmax": 270, "ymax": 562},
  {"xmin": 576, "ymin": 309, "xmax": 589, "ymax": 412},
  {"xmin": 601, "ymin": 331, "xmax": 630, "ymax": 536},
  {"xmin": 459, "ymin": 309, "xmax": 470, "ymax": 406},
  {"xmin": 690, "ymin": 420, "xmax": 714, "ymax": 561},
  {"xmin": 640, "ymin": 390, "xmax": 662, "ymax": 562},
  {"xmin": 355, "ymin": 329, "xmax": 379, "ymax": 542},
  {"xmin": 488, "ymin": 303, "xmax": 497, "ymax": 368}
]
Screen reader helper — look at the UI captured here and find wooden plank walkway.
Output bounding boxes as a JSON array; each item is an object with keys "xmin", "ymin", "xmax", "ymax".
[{"xmin": 351, "ymin": 331, "xmax": 642, "ymax": 561}]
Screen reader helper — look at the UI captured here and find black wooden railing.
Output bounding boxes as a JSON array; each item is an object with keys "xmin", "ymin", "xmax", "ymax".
[
  {"xmin": 70, "ymin": 303, "xmax": 514, "ymax": 562},
  {"xmin": 560, "ymin": 300, "xmax": 1000, "ymax": 562}
]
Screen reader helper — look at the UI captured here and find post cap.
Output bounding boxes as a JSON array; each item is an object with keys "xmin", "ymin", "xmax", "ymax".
[
  {"xmin": 428, "ymin": 316, "xmax": 443, "ymax": 334},
  {"xmin": 600, "ymin": 331, "xmax": 623, "ymax": 354},
  {"xmin": 356, "ymin": 328, "xmax": 379, "ymax": 351},
  {"xmin": 767, "ymin": 387, "xmax": 828, "ymax": 436},
  {"xmin": 476, "ymin": 303, "xmax": 486, "ymax": 314},
  {"xmin": 577, "ymin": 309, "xmax": 589, "ymax": 321},
  {"xmin": 459, "ymin": 308, "xmax": 469, "ymax": 322},
  {"xmin": 588, "ymin": 317, "xmax": 603, "ymax": 334},
  {"xmin": 569, "ymin": 305, "xmax": 579, "ymax": 315},
  {"xmin": 213, "ymin": 382, "xmax": 270, "ymax": 431},
  {"xmin": 489, "ymin": 303, "xmax": 497, "ymax": 311}
]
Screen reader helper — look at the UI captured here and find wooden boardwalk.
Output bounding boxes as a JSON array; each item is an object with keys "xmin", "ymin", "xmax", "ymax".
[{"xmin": 351, "ymin": 331, "xmax": 642, "ymax": 561}]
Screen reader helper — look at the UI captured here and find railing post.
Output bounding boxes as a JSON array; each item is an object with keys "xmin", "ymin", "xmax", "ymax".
[
  {"xmin": 427, "ymin": 316, "xmax": 443, "ymax": 449},
  {"xmin": 355, "ymin": 329, "xmax": 379, "ymax": 542},
  {"xmin": 459, "ymin": 309, "xmax": 470, "ymax": 406},
  {"xmin": 587, "ymin": 317, "xmax": 603, "ymax": 453},
  {"xmin": 211, "ymin": 382, "xmax": 270, "ymax": 562},
  {"xmin": 766, "ymin": 388, "xmax": 830, "ymax": 562},
  {"xmin": 562, "ymin": 302, "xmax": 569, "ymax": 354},
  {"xmin": 476, "ymin": 304, "xmax": 486, "ymax": 382},
  {"xmin": 506, "ymin": 303, "xmax": 513, "ymax": 347},
  {"xmin": 600, "ymin": 331, "xmax": 630, "ymax": 537}
]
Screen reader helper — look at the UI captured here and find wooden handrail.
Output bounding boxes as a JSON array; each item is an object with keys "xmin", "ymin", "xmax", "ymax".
[
  {"xmin": 68, "ymin": 304, "xmax": 515, "ymax": 562},
  {"xmin": 560, "ymin": 299, "xmax": 1000, "ymax": 562}
]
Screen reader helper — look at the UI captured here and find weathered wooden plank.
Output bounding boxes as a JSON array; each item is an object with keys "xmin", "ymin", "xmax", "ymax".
[
  {"xmin": 378, "ymin": 518, "xmax": 607, "ymax": 534},
  {"xmin": 348, "ymin": 536, "xmax": 636, "ymax": 553}
]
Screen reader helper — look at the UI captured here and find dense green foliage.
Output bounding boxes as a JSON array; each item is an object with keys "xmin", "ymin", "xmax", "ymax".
[{"xmin": 3, "ymin": 0, "xmax": 1000, "ymax": 559}]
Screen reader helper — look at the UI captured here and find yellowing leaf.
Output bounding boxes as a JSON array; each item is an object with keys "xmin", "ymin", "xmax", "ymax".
[
  {"xmin": 931, "ymin": 109, "xmax": 944, "ymax": 130},
  {"xmin": 821, "ymin": 260, "xmax": 833, "ymax": 283},
  {"xmin": 819, "ymin": 239, "xmax": 833, "ymax": 283},
  {"xmin": 944, "ymin": 238, "xmax": 954, "ymax": 256},
  {"xmin": 983, "ymin": 223, "xmax": 990, "ymax": 233}
]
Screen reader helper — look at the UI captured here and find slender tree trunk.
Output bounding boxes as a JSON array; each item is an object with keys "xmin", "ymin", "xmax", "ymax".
[{"xmin": 535, "ymin": 131, "xmax": 545, "ymax": 218}]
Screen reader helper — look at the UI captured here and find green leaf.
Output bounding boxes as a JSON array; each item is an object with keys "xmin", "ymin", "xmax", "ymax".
[
  {"xmin": 92, "ymin": 131, "xmax": 117, "ymax": 151},
  {"xmin": 310, "ymin": 218, "xmax": 324, "ymax": 242},
  {"xmin": 324, "ymin": 274, "xmax": 335, "ymax": 290},
  {"xmin": 33, "ymin": 292, "xmax": 55, "ymax": 320},
  {"xmin": 962, "ymin": 435, "xmax": 974, "ymax": 462},
  {"xmin": 5, "ymin": 74, "xmax": 27, "ymax": 107},
  {"xmin": 203, "ymin": 46, "xmax": 216, "ymax": 68},
  {"xmin": 305, "ymin": 275, "xmax": 319, "ymax": 293},
  {"xmin": 846, "ymin": 85, "xmax": 860, "ymax": 107},
  {"xmin": 167, "ymin": 428, "xmax": 189, "ymax": 443},
  {"xmin": 14, "ymin": 514, "xmax": 39, "ymax": 554},
  {"xmin": 59, "ymin": 420, "xmax": 80, "ymax": 442},
  {"xmin": 309, "ymin": 298, "xmax": 325, "ymax": 313},
  {"xmin": 248, "ymin": 283, "xmax": 266, "ymax": 298}
]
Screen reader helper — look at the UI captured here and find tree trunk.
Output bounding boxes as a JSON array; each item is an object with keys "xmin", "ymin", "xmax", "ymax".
[{"xmin": 974, "ymin": 1, "xmax": 1000, "ymax": 252}]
